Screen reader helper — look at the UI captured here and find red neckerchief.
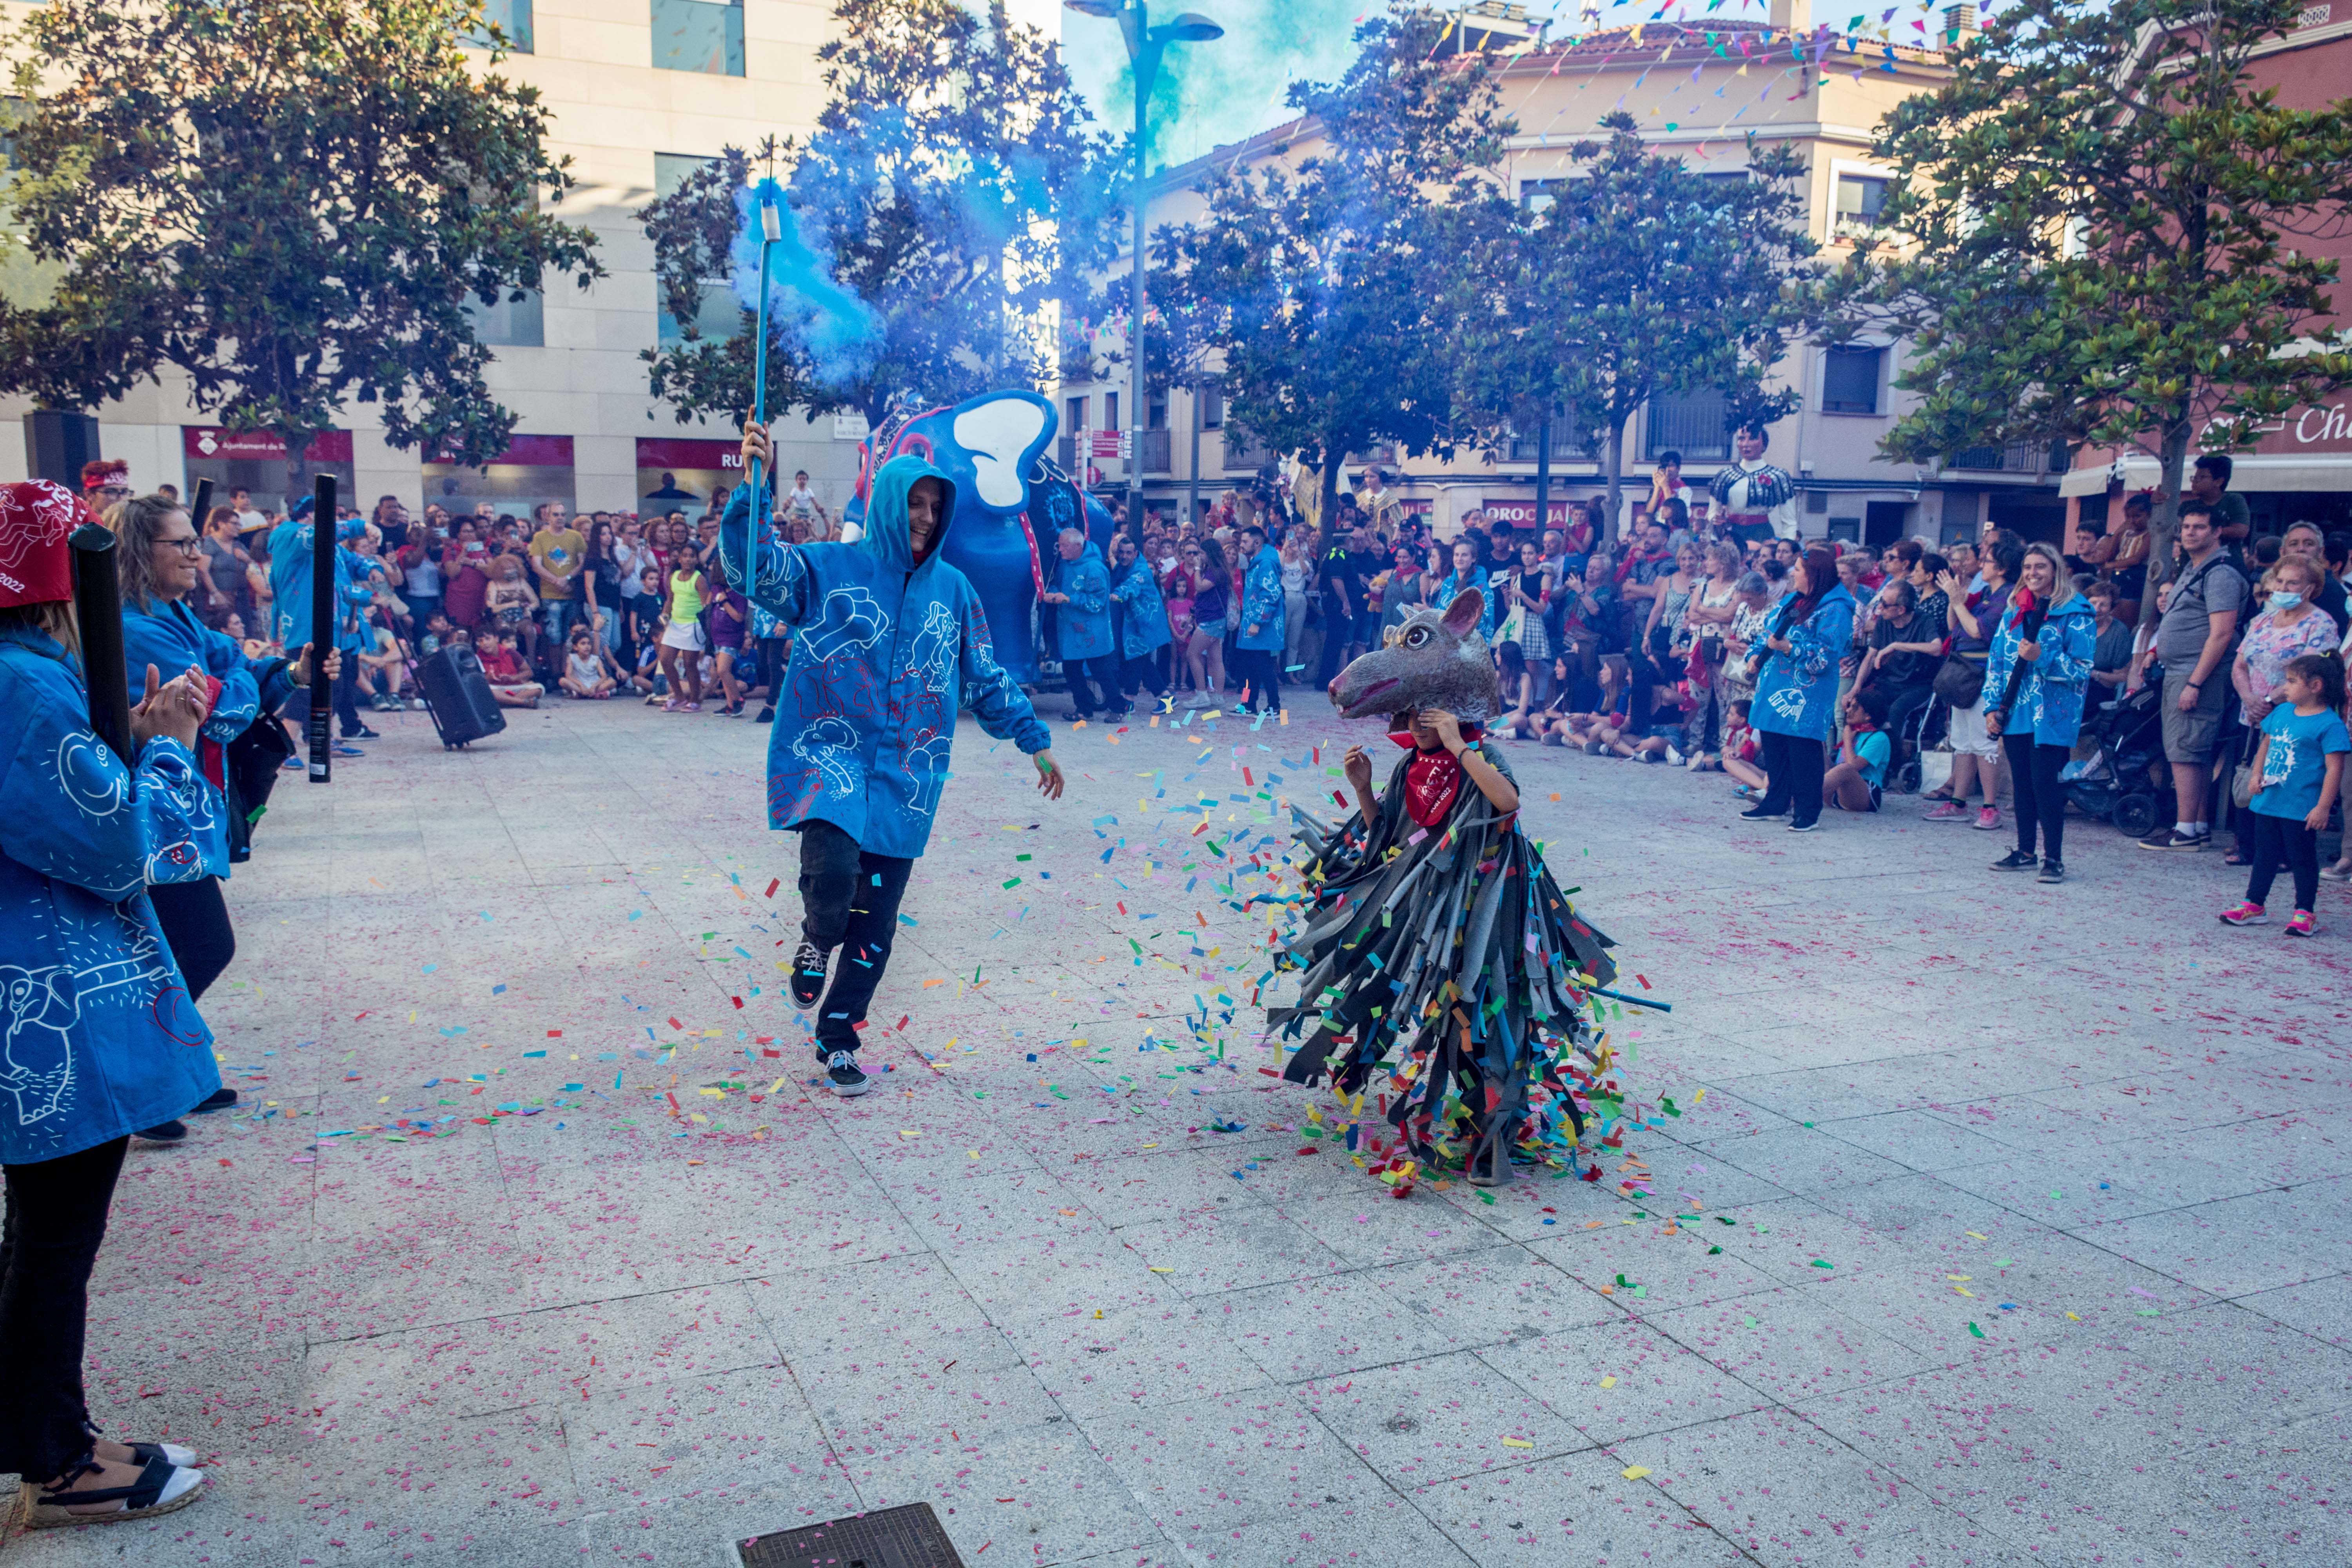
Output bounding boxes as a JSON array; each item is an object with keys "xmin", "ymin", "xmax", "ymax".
[{"xmin": 1388, "ymin": 725, "xmax": 1483, "ymax": 828}]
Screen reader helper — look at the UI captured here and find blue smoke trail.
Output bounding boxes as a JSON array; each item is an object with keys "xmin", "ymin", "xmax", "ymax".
[{"xmin": 730, "ymin": 176, "xmax": 884, "ymax": 392}]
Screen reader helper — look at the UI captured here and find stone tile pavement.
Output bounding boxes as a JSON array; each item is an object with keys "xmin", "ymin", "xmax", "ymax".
[{"xmin": 2, "ymin": 693, "xmax": 2345, "ymax": 1567}]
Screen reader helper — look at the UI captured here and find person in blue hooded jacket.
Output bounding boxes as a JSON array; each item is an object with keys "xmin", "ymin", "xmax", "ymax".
[
  {"xmin": 266, "ymin": 502, "xmax": 374, "ymax": 754},
  {"xmin": 1233, "ymin": 523, "xmax": 1287, "ymax": 715},
  {"xmin": 1432, "ymin": 536, "xmax": 1495, "ymax": 642},
  {"xmin": 1984, "ymin": 543, "xmax": 2096, "ymax": 883},
  {"xmin": 1043, "ymin": 526, "xmax": 1121, "ymax": 720},
  {"xmin": 1742, "ymin": 544, "xmax": 1855, "ymax": 833},
  {"xmin": 112, "ymin": 492, "xmax": 338, "ymax": 1139},
  {"xmin": 1108, "ymin": 533, "xmax": 1171, "ymax": 710},
  {"xmin": 723, "ymin": 420, "xmax": 1066, "ymax": 1097},
  {"xmin": 0, "ymin": 479, "xmax": 221, "ymax": 1528}
]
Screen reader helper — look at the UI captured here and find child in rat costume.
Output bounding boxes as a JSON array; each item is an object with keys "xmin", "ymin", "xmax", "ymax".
[{"xmin": 1270, "ymin": 588, "xmax": 1619, "ymax": 1188}]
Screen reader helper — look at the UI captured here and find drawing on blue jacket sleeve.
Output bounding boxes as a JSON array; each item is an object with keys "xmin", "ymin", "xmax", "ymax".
[
  {"xmin": 799, "ymin": 586, "xmax": 893, "ymax": 664},
  {"xmin": 1, "ymin": 907, "xmax": 177, "ymax": 1127},
  {"xmin": 56, "ymin": 731, "xmax": 129, "ymax": 818},
  {"xmin": 791, "ymin": 715, "xmax": 863, "ymax": 800}
]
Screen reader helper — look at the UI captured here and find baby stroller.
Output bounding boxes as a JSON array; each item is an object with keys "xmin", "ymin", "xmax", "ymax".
[
  {"xmin": 1879, "ymin": 682, "xmax": 1940, "ymax": 796},
  {"xmin": 2064, "ymin": 682, "xmax": 2165, "ymax": 839}
]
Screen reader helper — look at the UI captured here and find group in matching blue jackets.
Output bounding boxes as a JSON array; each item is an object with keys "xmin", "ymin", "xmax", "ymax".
[
  {"xmin": 720, "ymin": 422, "xmax": 1067, "ymax": 1099},
  {"xmin": 1740, "ymin": 545, "xmax": 1857, "ymax": 833}
]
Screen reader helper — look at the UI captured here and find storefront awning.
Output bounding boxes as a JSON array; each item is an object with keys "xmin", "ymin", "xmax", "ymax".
[{"xmin": 2062, "ymin": 451, "xmax": 2352, "ymax": 497}]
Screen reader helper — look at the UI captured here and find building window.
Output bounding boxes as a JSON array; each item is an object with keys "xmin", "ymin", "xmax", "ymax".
[
  {"xmin": 466, "ymin": 287, "xmax": 544, "ymax": 348},
  {"xmin": 1833, "ymin": 174, "xmax": 1890, "ymax": 240},
  {"xmin": 1103, "ymin": 391, "xmax": 1119, "ymax": 432},
  {"xmin": 1519, "ymin": 178, "xmax": 1563, "ymax": 213},
  {"xmin": 653, "ymin": 0, "xmax": 744, "ymax": 76},
  {"xmin": 1147, "ymin": 390, "xmax": 1167, "ymax": 430},
  {"xmin": 654, "ymin": 151, "xmax": 715, "ymax": 198},
  {"xmin": 1821, "ymin": 346, "xmax": 1884, "ymax": 415},
  {"xmin": 651, "ymin": 153, "xmax": 743, "ymax": 346},
  {"xmin": 1198, "ymin": 383, "xmax": 1223, "ymax": 429},
  {"xmin": 461, "ymin": 0, "xmax": 534, "ymax": 52},
  {"xmin": 1644, "ymin": 388, "xmax": 1731, "ymax": 462},
  {"xmin": 1065, "ymin": 395, "xmax": 1089, "ymax": 433}
]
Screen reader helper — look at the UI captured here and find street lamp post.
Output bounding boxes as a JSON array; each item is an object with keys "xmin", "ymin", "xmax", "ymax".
[{"xmin": 1066, "ymin": 0, "xmax": 1220, "ymax": 535}]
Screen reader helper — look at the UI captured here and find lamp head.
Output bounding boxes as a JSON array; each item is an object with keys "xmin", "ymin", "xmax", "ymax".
[
  {"xmin": 1065, "ymin": 0, "xmax": 1124, "ymax": 15},
  {"xmin": 760, "ymin": 195, "xmax": 782, "ymax": 243},
  {"xmin": 1156, "ymin": 12, "xmax": 1223, "ymax": 41}
]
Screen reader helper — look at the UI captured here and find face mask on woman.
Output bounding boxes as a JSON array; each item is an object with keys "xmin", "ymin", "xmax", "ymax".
[{"xmin": 2270, "ymin": 591, "xmax": 2305, "ymax": 611}]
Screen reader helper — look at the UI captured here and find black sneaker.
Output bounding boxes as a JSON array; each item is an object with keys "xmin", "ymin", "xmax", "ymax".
[
  {"xmin": 192, "ymin": 1087, "xmax": 238, "ymax": 1113},
  {"xmin": 1739, "ymin": 804, "xmax": 1788, "ymax": 820},
  {"xmin": 2038, "ymin": 859, "xmax": 2066, "ymax": 884},
  {"xmin": 1786, "ymin": 819, "xmax": 1821, "ymax": 833},
  {"xmin": 789, "ymin": 940, "xmax": 831, "ymax": 1008},
  {"xmin": 1992, "ymin": 849, "xmax": 2038, "ymax": 871},
  {"xmin": 825, "ymin": 1050, "xmax": 869, "ymax": 1097},
  {"xmin": 754, "ymin": 705, "xmax": 776, "ymax": 724},
  {"xmin": 2140, "ymin": 827, "xmax": 2201, "ymax": 851},
  {"xmin": 345, "ymin": 724, "xmax": 382, "ymax": 740},
  {"xmin": 133, "ymin": 1120, "xmax": 188, "ymax": 1145}
]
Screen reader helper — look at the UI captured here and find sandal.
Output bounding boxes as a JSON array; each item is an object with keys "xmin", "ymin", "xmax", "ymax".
[{"xmin": 20, "ymin": 1454, "xmax": 206, "ymax": 1529}]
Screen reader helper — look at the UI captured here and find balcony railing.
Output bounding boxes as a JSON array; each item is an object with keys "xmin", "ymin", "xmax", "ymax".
[
  {"xmin": 1644, "ymin": 390, "xmax": 1731, "ymax": 462},
  {"xmin": 1949, "ymin": 441, "xmax": 2064, "ymax": 474},
  {"xmin": 1140, "ymin": 428, "xmax": 1171, "ymax": 473},
  {"xmin": 1057, "ymin": 435, "xmax": 1077, "ymax": 470},
  {"xmin": 1504, "ymin": 422, "xmax": 1594, "ymax": 463},
  {"xmin": 1221, "ymin": 425, "xmax": 1278, "ymax": 472}
]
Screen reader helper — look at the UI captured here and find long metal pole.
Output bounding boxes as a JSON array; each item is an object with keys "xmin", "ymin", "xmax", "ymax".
[
  {"xmin": 1130, "ymin": 23, "xmax": 1151, "ymax": 534},
  {"xmin": 308, "ymin": 473, "xmax": 336, "ymax": 782},
  {"xmin": 1187, "ymin": 376, "xmax": 1203, "ymax": 528},
  {"xmin": 747, "ymin": 192, "xmax": 781, "ymax": 510}
]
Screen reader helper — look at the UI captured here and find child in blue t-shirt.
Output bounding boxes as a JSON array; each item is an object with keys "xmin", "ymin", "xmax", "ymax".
[
  {"xmin": 1825, "ymin": 686, "xmax": 1893, "ymax": 812},
  {"xmin": 2221, "ymin": 651, "xmax": 2350, "ymax": 937}
]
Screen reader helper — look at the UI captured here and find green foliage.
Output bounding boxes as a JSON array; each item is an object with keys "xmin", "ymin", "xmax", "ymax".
[
  {"xmin": 639, "ymin": 0, "xmax": 1123, "ymax": 431},
  {"xmin": 1445, "ymin": 113, "xmax": 1815, "ymax": 541},
  {"xmin": 0, "ymin": 0, "xmax": 599, "ymax": 478},
  {"xmin": 1822, "ymin": 0, "xmax": 2352, "ymax": 570},
  {"xmin": 1150, "ymin": 6, "xmax": 1513, "ymax": 525}
]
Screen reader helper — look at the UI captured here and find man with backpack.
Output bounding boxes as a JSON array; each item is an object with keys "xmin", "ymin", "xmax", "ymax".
[{"xmin": 2138, "ymin": 501, "xmax": 2249, "ymax": 851}]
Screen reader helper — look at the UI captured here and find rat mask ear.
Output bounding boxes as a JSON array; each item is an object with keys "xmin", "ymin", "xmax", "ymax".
[{"xmin": 1439, "ymin": 586, "xmax": 1485, "ymax": 639}]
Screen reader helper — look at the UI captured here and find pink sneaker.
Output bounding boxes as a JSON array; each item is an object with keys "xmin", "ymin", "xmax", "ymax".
[
  {"xmin": 681, "ymin": 700, "xmax": 702, "ymax": 712},
  {"xmin": 662, "ymin": 698, "xmax": 682, "ymax": 712},
  {"xmin": 2219, "ymin": 902, "xmax": 2269, "ymax": 927},
  {"xmin": 1972, "ymin": 806, "xmax": 2001, "ymax": 831},
  {"xmin": 2286, "ymin": 909, "xmax": 2321, "ymax": 938},
  {"xmin": 1922, "ymin": 800, "xmax": 1966, "ymax": 822}
]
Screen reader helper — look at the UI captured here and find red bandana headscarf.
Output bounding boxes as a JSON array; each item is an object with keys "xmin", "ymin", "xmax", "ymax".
[
  {"xmin": 1389, "ymin": 724, "xmax": 1485, "ymax": 827},
  {"xmin": 0, "ymin": 479, "xmax": 93, "ymax": 608}
]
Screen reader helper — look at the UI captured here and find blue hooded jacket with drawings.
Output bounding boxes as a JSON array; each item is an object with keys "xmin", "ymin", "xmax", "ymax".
[
  {"xmin": 121, "ymin": 598, "xmax": 299, "ymax": 879},
  {"xmin": 1753, "ymin": 583, "xmax": 1856, "ymax": 742},
  {"xmin": 267, "ymin": 516, "xmax": 374, "ymax": 653},
  {"xmin": 720, "ymin": 455, "xmax": 1050, "ymax": 860},
  {"xmin": 1987, "ymin": 592, "xmax": 2096, "ymax": 746},
  {"xmin": 1053, "ymin": 541, "xmax": 1116, "ymax": 662},
  {"xmin": 1237, "ymin": 547, "xmax": 1286, "ymax": 651},
  {"xmin": 1109, "ymin": 555, "xmax": 1171, "ymax": 657},
  {"xmin": 0, "ymin": 625, "xmax": 220, "ymax": 1164}
]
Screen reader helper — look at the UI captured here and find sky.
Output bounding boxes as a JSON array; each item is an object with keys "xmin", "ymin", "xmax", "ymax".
[{"xmin": 1001, "ymin": 1, "xmax": 1821, "ymax": 173}]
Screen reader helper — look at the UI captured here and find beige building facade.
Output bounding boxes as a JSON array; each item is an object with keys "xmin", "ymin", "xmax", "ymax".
[
  {"xmin": 0, "ymin": 0, "xmax": 865, "ymax": 519},
  {"xmin": 1055, "ymin": 1, "xmax": 2067, "ymax": 549}
]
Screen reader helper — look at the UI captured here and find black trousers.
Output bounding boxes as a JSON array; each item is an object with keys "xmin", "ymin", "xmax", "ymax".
[
  {"xmin": 0, "ymin": 1136, "xmax": 129, "ymax": 1482},
  {"xmin": 1121, "ymin": 653, "xmax": 1169, "ymax": 701},
  {"xmin": 797, "ymin": 820, "xmax": 915, "ymax": 1056},
  {"xmin": 1063, "ymin": 655, "xmax": 1114, "ymax": 716},
  {"xmin": 2001, "ymin": 732, "xmax": 2069, "ymax": 862},
  {"xmin": 150, "ymin": 875, "xmax": 234, "ymax": 1003},
  {"xmin": 1232, "ymin": 648, "xmax": 1283, "ymax": 712},
  {"xmin": 2246, "ymin": 811, "xmax": 2320, "ymax": 912},
  {"xmin": 332, "ymin": 659, "xmax": 363, "ymax": 736},
  {"xmin": 754, "ymin": 636, "xmax": 786, "ymax": 700},
  {"xmin": 1758, "ymin": 729, "xmax": 1826, "ymax": 827}
]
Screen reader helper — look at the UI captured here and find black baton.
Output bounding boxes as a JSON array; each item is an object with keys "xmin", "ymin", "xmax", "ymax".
[
  {"xmin": 309, "ymin": 474, "xmax": 336, "ymax": 782},
  {"xmin": 69, "ymin": 523, "xmax": 135, "ymax": 768}
]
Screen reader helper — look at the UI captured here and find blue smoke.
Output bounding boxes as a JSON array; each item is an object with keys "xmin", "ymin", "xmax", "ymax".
[{"xmin": 731, "ymin": 176, "xmax": 884, "ymax": 394}]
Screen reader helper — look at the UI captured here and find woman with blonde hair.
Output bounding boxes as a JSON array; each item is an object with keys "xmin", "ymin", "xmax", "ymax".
[{"xmin": 1983, "ymin": 542, "xmax": 2096, "ymax": 882}]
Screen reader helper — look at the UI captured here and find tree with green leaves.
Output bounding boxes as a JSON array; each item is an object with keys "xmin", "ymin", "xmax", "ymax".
[
  {"xmin": 0, "ymin": 0, "xmax": 600, "ymax": 495},
  {"xmin": 1819, "ymin": 0, "xmax": 2352, "ymax": 576},
  {"xmin": 640, "ymin": 0, "xmax": 1122, "ymax": 433},
  {"xmin": 1150, "ymin": 7, "xmax": 1512, "ymax": 529},
  {"xmin": 1445, "ymin": 113, "xmax": 1815, "ymax": 545}
]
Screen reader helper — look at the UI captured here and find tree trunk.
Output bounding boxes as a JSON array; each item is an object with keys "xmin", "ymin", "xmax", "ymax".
[
  {"xmin": 1602, "ymin": 414, "xmax": 1626, "ymax": 550},
  {"xmin": 2148, "ymin": 416, "xmax": 2194, "ymax": 589}
]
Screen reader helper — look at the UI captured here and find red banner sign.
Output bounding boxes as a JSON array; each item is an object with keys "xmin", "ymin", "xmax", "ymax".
[
  {"xmin": 1480, "ymin": 496, "xmax": 1576, "ymax": 528},
  {"xmin": 636, "ymin": 437, "xmax": 742, "ymax": 472},
  {"xmin": 183, "ymin": 426, "xmax": 353, "ymax": 463},
  {"xmin": 2244, "ymin": 397, "xmax": 2352, "ymax": 457}
]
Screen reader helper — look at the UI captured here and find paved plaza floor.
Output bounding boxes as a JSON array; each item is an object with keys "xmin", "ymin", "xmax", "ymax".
[{"xmin": 2, "ymin": 690, "xmax": 2345, "ymax": 1568}]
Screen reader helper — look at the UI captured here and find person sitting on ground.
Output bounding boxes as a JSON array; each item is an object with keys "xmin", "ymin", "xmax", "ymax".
[
  {"xmin": 476, "ymin": 630, "xmax": 544, "ymax": 708},
  {"xmin": 559, "ymin": 626, "xmax": 618, "ymax": 699},
  {"xmin": 356, "ymin": 618, "xmax": 413, "ymax": 711},
  {"xmin": 1561, "ymin": 654, "xmax": 1633, "ymax": 751},
  {"xmin": 1524, "ymin": 653, "xmax": 1579, "ymax": 743},
  {"xmin": 1609, "ymin": 646, "xmax": 1693, "ymax": 763},
  {"xmin": 1717, "ymin": 697, "xmax": 1768, "ymax": 795},
  {"xmin": 1494, "ymin": 641, "xmax": 1539, "ymax": 738},
  {"xmin": 1823, "ymin": 687, "xmax": 1893, "ymax": 813}
]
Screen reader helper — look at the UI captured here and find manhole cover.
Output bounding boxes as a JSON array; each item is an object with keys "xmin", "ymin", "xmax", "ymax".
[{"xmin": 738, "ymin": 1502, "xmax": 965, "ymax": 1568}]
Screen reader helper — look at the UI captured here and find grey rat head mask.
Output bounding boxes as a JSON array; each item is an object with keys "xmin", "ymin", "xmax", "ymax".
[{"xmin": 1327, "ymin": 587, "xmax": 1499, "ymax": 723}]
